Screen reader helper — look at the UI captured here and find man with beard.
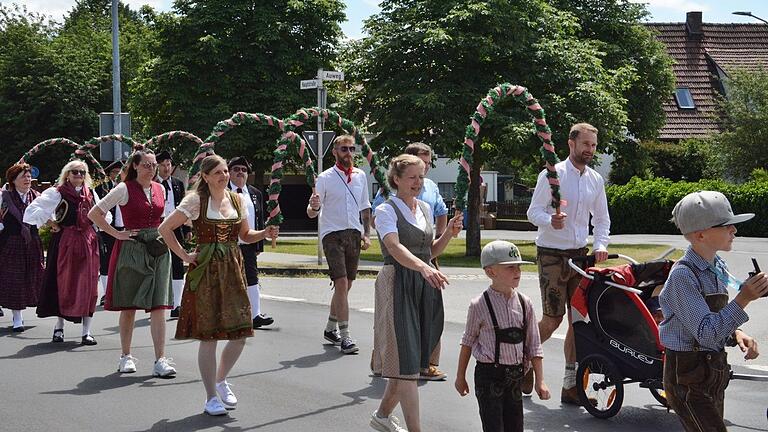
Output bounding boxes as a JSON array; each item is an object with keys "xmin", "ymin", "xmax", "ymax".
[
  {"xmin": 307, "ymin": 135, "xmax": 372, "ymax": 355},
  {"xmin": 156, "ymin": 151, "xmax": 191, "ymax": 319},
  {"xmin": 526, "ymin": 123, "xmax": 611, "ymax": 405},
  {"xmin": 227, "ymin": 156, "xmax": 274, "ymax": 329}
]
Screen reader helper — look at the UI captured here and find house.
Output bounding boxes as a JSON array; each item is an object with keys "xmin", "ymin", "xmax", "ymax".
[{"xmin": 646, "ymin": 12, "xmax": 768, "ymax": 140}]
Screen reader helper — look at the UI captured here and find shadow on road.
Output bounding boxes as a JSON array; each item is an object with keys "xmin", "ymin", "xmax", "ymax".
[
  {"xmin": 142, "ymin": 413, "xmax": 241, "ymax": 432},
  {"xmin": 40, "ymin": 373, "xmax": 174, "ymax": 396}
]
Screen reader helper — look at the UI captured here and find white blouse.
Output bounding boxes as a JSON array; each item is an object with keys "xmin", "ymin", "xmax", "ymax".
[
  {"xmin": 176, "ymin": 192, "xmax": 244, "ymax": 221},
  {"xmin": 23, "ymin": 186, "xmax": 109, "ymax": 228},
  {"xmin": 96, "ymin": 182, "xmax": 165, "ymax": 213},
  {"xmin": 374, "ymin": 196, "xmax": 432, "ymax": 238}
]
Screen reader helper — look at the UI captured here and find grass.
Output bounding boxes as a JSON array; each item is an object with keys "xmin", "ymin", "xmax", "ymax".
[{"xmin": 272, "ymin": 238, "xmax": 683, "ymax": 270}]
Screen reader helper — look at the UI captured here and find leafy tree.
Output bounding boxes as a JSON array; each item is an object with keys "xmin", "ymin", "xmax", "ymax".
[
  {"xmin": 342, "ymin": 0, "xmax": 634, "ymax": 255},
  {"xmin": 129, "ymin": 0, "xmax": 346, "ymax": 180},
  {"xmin": 714, "ymin": 68, "xmax": 768, "ymax": 180}
]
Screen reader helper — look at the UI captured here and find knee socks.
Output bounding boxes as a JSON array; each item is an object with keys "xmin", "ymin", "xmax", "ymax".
[
  {"xmin": 81, "ymin": 316, "xmax": 92, "ymax": 337},
  {"xmin": 11, "ymin": 310, "xmax": 23, "ymax": 328},
  {"xmin": 247, "ymin": 284, "xmax": 261, "ymax": 318},
  {"xmin": 56, "ymin": 317, "xmax": 65, "ymax": 331},
  {"xmin": 172, "ymin": 279, "xmax": 184, "ymax": 309},
  {"xmin": 563, "ymin": 362, "xmax": 577, "ymax": 389}
]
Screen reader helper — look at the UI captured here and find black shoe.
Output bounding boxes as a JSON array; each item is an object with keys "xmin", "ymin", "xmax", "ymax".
[
  {"xmin": 12, "ymin": 325, "xmax": 24, "ymax": 333},
  {"xmin": 81, "ymin": 335, "xmax": 97, "ymax": 345},
  {"xmin": 52, "ymin": 329, "xmax": 64, "ymax": 343},
  {"xmin": 170, "ymin": 307, "xmax": 180, "ymax": 319},
  {"xmin": 252, "ymin": 314, "xmax": 274, "ymax": 328},
  {"xmin": 323, "ymin": 330, "xmax": 341, "ymax": 346},
  {"xmin": 340, "ymin": 337, "xmax": 359, "ymax": 354}
]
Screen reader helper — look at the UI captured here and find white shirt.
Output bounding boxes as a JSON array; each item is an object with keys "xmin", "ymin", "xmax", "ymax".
[
  {"xmin": 374, "ymin": 196, "xmax": 432, "ymax": 238},
  {"xmin": 526, "ymin": 158, "xmax": 610, "ymax": 251},
  {"xmin": 158, "ymin": 176, "xmax": 176, "ymax": 217},
  {"xmin": 176, "ymin": 192, "xmax": 243, "ymax": 221},
  {"xmin": 24, "ymin": 186, "xmax": 109, "ymax": 228},
  {"xmin": 315, "ymin": 165, "xmax": 371, "ymax": 241},
  {"xmin": 96, "ymin": 182, "xmax": 165, "ymax": 213},
  {"xmin": 230, "ymin": 181, "xmax": 255, "ymax": 244}
]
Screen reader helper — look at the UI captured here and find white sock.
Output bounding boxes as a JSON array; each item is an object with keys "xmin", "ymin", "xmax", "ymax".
[
  {"xmin": 81, "ymin": 316, "xmax": 92, "ymax": 336},
  {"xmin": 339, "ymin": 321, "xmax": 350, "ymax": 339},
  {"xmin": 563, "ymin": 363, "xmax": 577, "ymax": 389},
  {"xmin": 99, "ymin": 275, "xmax": 108, "ymax": 297},
  {"xmin": 247, "ymin": 284, "xmax": 261, "ymax": 318},
  {"xmin": 172, "ymin": 279, "xmax": 184, "ymax": 308},
  {"xmin": 325, "ymin": 315, "xmax": 338, "ymax": 332},
  {"xmin": 11, "ymin": 310, "xmax": 23, "ymax": 327},
  {"xmin": 56, "ymin": 317, "xmax": 65, "ymax": 330}
]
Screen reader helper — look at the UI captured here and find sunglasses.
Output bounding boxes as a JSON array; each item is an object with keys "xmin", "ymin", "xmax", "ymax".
[
  {"xmin": 69, "ymin": 169, "xmax": 87, "ymax": 176},
  {"xmin": 231, "ymin": 166, "xmax": 249, "ymax": 173},
  {"xmin": 141, "ymin": 162, "xmax": 158, "ymax": 169},
  {"xmin": 337, "ymin": 146, "xmax": 356, "ymax": 153}
]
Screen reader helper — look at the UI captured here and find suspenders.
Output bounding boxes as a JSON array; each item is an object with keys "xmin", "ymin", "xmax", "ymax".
[{"xmin": 482, "ymin": 291, "xmax": 527, "ymax": 367}]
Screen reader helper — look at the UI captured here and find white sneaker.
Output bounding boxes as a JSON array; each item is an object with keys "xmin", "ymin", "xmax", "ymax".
[
  {"xmin": 118, "ymin": 355, "xmax": 137, "ymax": 373},
  {"xmin": 204, "ymin": 396, "xmax": 228, "ymax": 416},
  {"xmin": 153, "ymin": 357, "xmax": 177, "ymax": 378},
  {"xmin": 215, "ymin": 380, "xmax": 237, "ymax": 408},
  {"xmin": 370, "ymin": 410, "xmax": 408, "ymax": 432}
]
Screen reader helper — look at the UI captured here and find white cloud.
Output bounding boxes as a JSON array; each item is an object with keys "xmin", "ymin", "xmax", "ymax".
[
  {"xmin": 629, "ymin": 0, "xmax": 711, "ymax": 13},
  {"xmin": 0, "ymin": 0, "xmax": 171, "ymax": 19}
]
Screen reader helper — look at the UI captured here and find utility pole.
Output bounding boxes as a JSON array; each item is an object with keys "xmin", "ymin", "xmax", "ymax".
[{"xmin": 111, "ymin": 0, "xmax": 122, "ymax": 160}]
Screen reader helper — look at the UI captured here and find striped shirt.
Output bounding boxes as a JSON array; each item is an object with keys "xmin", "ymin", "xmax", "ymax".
[
  {"xmin": 461, "ymin": 288, "xmax": 543, "ymax": 366},
  {"xmin": 659, "ymin": 247, "xmax": 749, "ymax": 352}
]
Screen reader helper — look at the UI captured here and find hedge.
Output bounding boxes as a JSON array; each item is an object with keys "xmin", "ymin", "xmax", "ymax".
[{"xmin": 606, "ymin": 177, "xmax": 768, "ymax": 237}]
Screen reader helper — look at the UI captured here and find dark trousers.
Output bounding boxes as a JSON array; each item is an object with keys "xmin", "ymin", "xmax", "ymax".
[
  {"xmin": 474, "ymin": 363, "xmax": 524, "ymax": 432},
  {"xmin": 239, "ymin": 243, "xmax": 260, "ymax": 286},
  {"xmin": 664, "ymin": 349, "xmax": 730, "ymax": 432},
  {"xmin": 170, "ymin": 228, "xmax": 185, "ymax": 280}
]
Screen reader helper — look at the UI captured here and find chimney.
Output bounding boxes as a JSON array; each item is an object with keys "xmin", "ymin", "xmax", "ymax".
[{"xmin": 686, "ymin": 11, "xmax": 703, "ymax": 36}]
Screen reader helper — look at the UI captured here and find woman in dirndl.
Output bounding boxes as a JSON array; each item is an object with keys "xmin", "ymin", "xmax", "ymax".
[
  {"xmin": 159, "ymin": 155, "xmax": 278, "ymax": 416},
  {"xmin": 0, "ymin": 163, "xmax": 44, "ymax": 332},
  {"xmin": 370, "ymin": 154, "xmax": 462, "ymax": 432},
  {"xmin": 88, "ymin": 148, "xmax": 175, "ymax": 377},
  {"xmin": 24, "ymin": 160, "xmax": 102, "ymax": 345}
]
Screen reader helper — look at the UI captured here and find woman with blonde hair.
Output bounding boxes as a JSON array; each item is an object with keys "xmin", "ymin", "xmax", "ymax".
[
  {"xmin": 89, "ymin": 147, "xmax": 175, "ymax": 377},
  {"xmin": 24, "ymin": 159, "xmax": 103, "ymax": 344},
  {"xmin": 0, "ymin": 163, "xmax": 44, "ymax": 332},
  {"xmin": 159, "ymin": 155, "xmax": 278, "ymax": 416}
]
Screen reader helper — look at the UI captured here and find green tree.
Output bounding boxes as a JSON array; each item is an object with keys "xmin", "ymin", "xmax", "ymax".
[
  {"xmin": 129, "ymin": 0, "xmax": 346, "ymax": 179},
  {"xmin": 342, "ymin": 0, "xmax": 634, "ymax": 255},
  {"xmin": 714, "ymin": 68, "xmax": 768, "ymax": 180}
]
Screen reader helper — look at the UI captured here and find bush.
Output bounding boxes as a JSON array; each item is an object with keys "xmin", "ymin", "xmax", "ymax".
[
  {"xmin": 606, "ymin": 177, "xmax": 768, "ymax": 237},
  {"xmin": 609, "ymin": 138, "xmax": 723, "ymax": 185}
]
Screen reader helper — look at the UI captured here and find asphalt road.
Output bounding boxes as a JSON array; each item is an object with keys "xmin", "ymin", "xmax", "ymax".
[{"xmin": 1, "ymin": 274, "xmax": 767, "ymax": 432}]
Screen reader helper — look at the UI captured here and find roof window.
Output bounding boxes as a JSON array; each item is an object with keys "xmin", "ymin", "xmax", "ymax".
[{"xmin": 675, "ymin": 88, "xmax": 695, "ymax": 109}]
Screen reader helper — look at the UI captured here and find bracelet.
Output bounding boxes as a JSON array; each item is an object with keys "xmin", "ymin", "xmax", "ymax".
[{"xmin": 311, "ymin": 206, "xmax": 321, "ymax": 212}]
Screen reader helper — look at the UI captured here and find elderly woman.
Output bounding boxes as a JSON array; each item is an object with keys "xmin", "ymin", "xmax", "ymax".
[
  {"xmin": 159, "ymin": 155, "xmax": 278, "ymax": 416},
  {"xmin": 370, "ymin": 154, "xmax": 463, "ymax": 432},
  {"xmin": 88, "ymin": 148, "xmax": 175, "ymax": 377},
  {"xmin": 0, "ymin": 163, "xmax": 44, "ymax": 332},
  {"xmin": 24, "ymin": 160, "xmax": 103, "ymax": 344}
]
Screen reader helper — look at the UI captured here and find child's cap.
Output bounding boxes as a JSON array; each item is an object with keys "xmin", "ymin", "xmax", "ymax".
[
  {"xmin": 671, "ymin": 190, "xmax": 754, "ymax": 234},
  {"xmin": 481, "ymin": 240, "xmax": 533, "ymax": 268}
]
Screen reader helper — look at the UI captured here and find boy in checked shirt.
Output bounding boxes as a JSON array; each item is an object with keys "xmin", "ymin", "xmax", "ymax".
[{"xmin": 455, "ymin": 241, "xmax": 550, "ymax": 432}]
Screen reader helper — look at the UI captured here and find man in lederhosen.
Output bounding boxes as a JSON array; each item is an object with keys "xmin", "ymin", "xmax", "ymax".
[
  {"xmin": 156, "ymin": 150, "xmax": 190, "ymax": 318},
  {"xmin": 95, "ymin": 160, "xmax": 125, "ymax": 306},
  {"xmin": 227, "ymin": 156, "xmax": 274, "ymax": 328}
]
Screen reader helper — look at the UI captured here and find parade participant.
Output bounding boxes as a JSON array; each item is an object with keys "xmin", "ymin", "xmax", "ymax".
[
  {"xmin": 307, "ymin": 135, "xmax": 372, "ymax": 354},
  {"xmin": 455, "ymin": 240, "xmax": 550, "ymax": 432},
  {"xmin": 94, "ymin": 160, "xmax": 125, "ymax": 305},
  {"xmin": 525, "ymin": 123, "xmax": 610, "ymax": 404},
  {"xmin": 25, "ymin": 160, "xmax": 103, "ymax": 345},
  {"xmin": 159, "ymin": 155, "xmax": 279, "ymax": 416},
  {"xmin": 88, "ymin": 148, "xmax": 176, "ymax": 376},
  {"xmin": 370, "ymin": 154, "xmax": 462, "ymax": 432},
  {"xmin": 227, "ymin": 156, "xmax": 274, "ymax": 328},
  {"xmin": 371, "ymin": 142, "xmax": 449, "ymax": 380},
  {"xmin": 660, "ymin": 191, "xmax": 767, "ymax": 432},
  {"xmin": 156, "ymin": 150, "xmax": 190, "ymax": 319},
  {"xmin": 0, "ymin": 163, "xmax": 44, "ymax": 332}
]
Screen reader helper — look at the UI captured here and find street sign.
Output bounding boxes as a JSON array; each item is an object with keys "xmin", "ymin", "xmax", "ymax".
[
  {"xmin": 300, "ymin": 79, "xmax": 320, "ymax": 90},
  {"xmin": 302, "ymin": 131, "xmax": 337, "ymax": 158},
  {"xmin": 321, "ymin": 70, "xmax": 344, "ymax": 81},
  {"xmin": 30, "ymin": 166, "xmax": 39, "ymax": 179},
  {"xmin": 98, "ymin": 112, "xmax": 132, "ymax": 161}
]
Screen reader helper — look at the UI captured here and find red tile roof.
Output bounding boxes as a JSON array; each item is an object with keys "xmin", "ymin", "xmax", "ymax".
[{"xmin": 645, "ymin": 22, "xmax": 768, "ymax": 140}]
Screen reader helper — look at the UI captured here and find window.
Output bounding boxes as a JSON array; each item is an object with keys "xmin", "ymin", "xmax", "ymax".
[
  {"xmin": 438, "ymin": 182, "xmax": 455, "ymax": 200},
  {"xmin": 675, "ymin": 88, "xmax": 695, "ymax": 109}
]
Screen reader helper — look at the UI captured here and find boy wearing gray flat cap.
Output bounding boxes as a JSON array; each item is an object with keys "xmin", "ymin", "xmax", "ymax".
[{"xmin": 660, "ymin": 190, "xmax": 768, "ymax": 431}]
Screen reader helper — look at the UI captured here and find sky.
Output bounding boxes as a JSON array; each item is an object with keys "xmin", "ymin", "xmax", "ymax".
[{"xmin": 2, "ymin": 0, "xmax": 768, "ymax": 39}]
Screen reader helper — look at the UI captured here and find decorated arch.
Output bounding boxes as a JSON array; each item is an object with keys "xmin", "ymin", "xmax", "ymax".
[
  {"xmin": 18, "ymin": 137, "xmax": 106, "ymax": 181},
  {"xmin": 454, "ymin": 83, "xmax": 560, "ymax": 211}
]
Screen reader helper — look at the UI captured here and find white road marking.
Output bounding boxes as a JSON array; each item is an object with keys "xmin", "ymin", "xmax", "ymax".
[
  {"xmin": 359, "ymin": 308, "xmax": 375, "ymax": 313},
  {"xmin": 261, "ymin": 294, "xmax": 307, "ymax": 303}
]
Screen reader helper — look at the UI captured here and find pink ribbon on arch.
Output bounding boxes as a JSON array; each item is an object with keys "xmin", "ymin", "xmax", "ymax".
[
  {"xmin": 269, "ymin": 204, "xmax": 281, "ymax": 219},
  {"xmin": 459, "ymin": 157, "xmax": 471, "ymax": 175},
  {"xmin": 464, "ymin": 138, "xmax": 475, "ymax": 150},
  {"xmin": 476, "ymin": 103, "xmax": 488, "ymax": 118},
  {"xmin": 513, "ymin": 86, "xmax": 525, "ymax": 96}
]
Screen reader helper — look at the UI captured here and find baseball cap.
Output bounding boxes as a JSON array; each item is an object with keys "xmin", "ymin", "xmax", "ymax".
[
  {"xmin": 481, "ymin": 240, "xmax": 533, "ymax": 268},
  {"xmin": 671, "ymin": 190, "xmax": 754, "ymax": 234}
]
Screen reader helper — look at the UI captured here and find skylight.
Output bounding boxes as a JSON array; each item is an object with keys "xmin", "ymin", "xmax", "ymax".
[{"xmin": 675, "ymin": 88, "xmax": 695, "ymax": 109}]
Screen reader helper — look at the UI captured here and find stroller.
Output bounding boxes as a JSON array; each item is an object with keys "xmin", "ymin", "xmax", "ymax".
[
  {"xmin": 569, "ymin": 253, "xmax": 768, "ymax": 419},
  {"xmin": 569, "ymin": 253, "xmax": 670, "ymax": 418}
]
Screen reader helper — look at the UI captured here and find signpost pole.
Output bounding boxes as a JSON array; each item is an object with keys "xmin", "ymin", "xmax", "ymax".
[
  {"xmin": 316, "ymin": 69, "xmax": 324, "ymax": 264},
  {"xmin": 111, "ymin": 0, "xmax": 122, "ymax": 160}
]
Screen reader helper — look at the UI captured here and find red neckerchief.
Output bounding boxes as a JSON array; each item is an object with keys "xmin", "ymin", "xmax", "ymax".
[{"xmin": 336, "ymin": 162, "xmax": 353, "ymax": 183}]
